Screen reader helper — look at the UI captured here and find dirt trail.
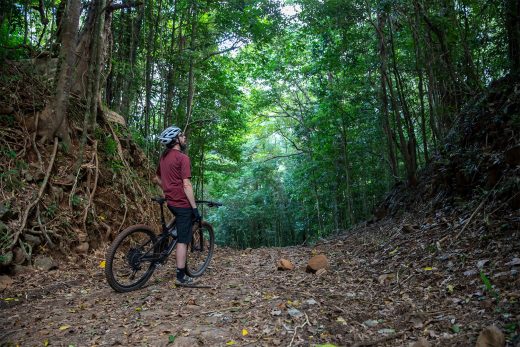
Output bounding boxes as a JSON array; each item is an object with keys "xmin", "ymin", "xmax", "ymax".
[{"xmin": 1, "ymin": 213, "xmax": 519, "ymax": 347}]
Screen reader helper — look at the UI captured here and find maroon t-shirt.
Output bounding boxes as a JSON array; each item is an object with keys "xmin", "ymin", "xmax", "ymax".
[{"xmin": 156, "ymin": 149, "xmax": 192, "ymax": 208}]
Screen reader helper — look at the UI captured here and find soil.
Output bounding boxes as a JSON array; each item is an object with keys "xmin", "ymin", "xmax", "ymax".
[{"xmin": 1, "ymin": 206, "xmax": 519, "ymax": 346}]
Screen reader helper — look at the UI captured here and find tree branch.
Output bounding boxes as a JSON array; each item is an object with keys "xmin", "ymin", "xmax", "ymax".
[
  {"xmin": 200, "ymin": 39, "xmax": 243, "ymax": 62},
  {"xmin": 261, "ymin": 152, "xmax": 304, "ymax": 162},
  {"xmin": 108, "ymin": 1, "xmax": 143, "ymax": 13}
]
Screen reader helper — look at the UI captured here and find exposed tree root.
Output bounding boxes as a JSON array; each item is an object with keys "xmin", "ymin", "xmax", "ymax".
[
  {"xmin": 31, "ymin": 110, "xmax": 43, "ymax": 169},
  {"xmin": 12, "ymin": 137, "xmax": 58, "ymax": 249},
  {"xmin": 82, "ymin": 140, "xmax": 99, "ymax": 234}
]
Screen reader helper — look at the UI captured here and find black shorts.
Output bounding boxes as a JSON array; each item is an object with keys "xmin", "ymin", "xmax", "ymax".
[{"xmin": 168, "ymin": 206, "xmax": 193, "ymax": 244}]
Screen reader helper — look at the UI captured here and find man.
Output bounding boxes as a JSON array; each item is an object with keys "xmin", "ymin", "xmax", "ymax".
[{"xmin": 155, "ymin": 125, "xmax": 201, "ymax": 285}]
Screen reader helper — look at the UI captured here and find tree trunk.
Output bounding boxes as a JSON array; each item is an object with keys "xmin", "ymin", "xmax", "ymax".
[
  {"xmin": 164, "ymin": 0, "xmax": 179, "ymax": 128},
  {"xmin": 38, "ymin": 0, "xmax": 80, "ymax": 145},
  {"xmin": 505, "ymin": 0, "xmax": 520, "ymax": 74},
  {"xmin": 184, "ymin": 0, "xmax": 198, "ymax": 130},
  {"xmin": 376, "ymin": 12, "xmax": 399, "ymax": 182},
  {"xmin": 121, "ymin": 5, "xmax": 144, "ymax": 120}
]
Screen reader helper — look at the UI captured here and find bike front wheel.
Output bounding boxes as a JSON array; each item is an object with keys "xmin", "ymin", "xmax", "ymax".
[
  {"xmin": 186, "ymin": 221, "xmax": 214, "ymax": 277},
  {"xmin": 105, "ymin": 225, "xmax": 158, "ymax": 292}
]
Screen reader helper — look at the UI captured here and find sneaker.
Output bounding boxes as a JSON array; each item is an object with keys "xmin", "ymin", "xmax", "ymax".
[{"xmin": 175, "ymin": 275, "xmax": 199, "ymax": 286}]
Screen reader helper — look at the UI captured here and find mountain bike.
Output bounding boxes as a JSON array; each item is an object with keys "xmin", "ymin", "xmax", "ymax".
[{"xmin": 104, "ymin": 197, "xmax": 222, "ymax": 292}]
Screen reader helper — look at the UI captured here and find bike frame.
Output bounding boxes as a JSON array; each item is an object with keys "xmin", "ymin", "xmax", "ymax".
[{"xmin": 139, "ymin": 198, "xmax": 219, "ymax": 265}]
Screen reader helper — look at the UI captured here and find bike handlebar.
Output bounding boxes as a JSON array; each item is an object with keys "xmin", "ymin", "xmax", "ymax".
[
  {"xmin": 196, "ymin": 200, "xmax": 223, "ymax": 208},
  {"xmin": 152, "ymin": 197, "xmax": 223, "ymax": 208}
]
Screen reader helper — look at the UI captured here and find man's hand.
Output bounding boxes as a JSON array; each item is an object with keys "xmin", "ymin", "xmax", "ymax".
[{"xmin": 192, "ymin": 208, "xmax": 201, "ymax": 222}]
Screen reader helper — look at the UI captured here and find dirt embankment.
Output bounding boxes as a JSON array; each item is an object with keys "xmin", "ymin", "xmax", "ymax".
[{"xmin": 1, "ymin": 61, "xmax": 160, "ymax": 272}]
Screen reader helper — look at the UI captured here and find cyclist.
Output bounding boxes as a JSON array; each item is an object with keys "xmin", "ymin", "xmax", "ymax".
[{"xmin": 155, "ymin": 125, "xmax": 201, "ymax": 285}]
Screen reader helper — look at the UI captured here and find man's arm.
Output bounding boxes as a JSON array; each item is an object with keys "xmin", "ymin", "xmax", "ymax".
[{"xmin": 182, "ymin": 178, "xmax": 197, "ymax": 209}]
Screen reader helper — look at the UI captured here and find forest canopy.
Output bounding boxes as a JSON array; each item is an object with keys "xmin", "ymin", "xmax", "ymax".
[{"xmin": 1, "ymin": 0, "xmax": 519, "ymax": 248}]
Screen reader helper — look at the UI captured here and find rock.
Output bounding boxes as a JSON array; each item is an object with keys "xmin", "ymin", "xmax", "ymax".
[
  {"xmin": 402, "ymin": 224, "xmax": 418, "ymax": 233},
  {"xmin": 75, "ymin": 242, "xmax": 89, "ymax": 254},
  {"xmin": 172, "ymin": 336, "xmax": 199, "ymax": 347},
  {"xmin": 0, "ymin": 275, "xmax": 13, "ymax": 290},
  {"xmin": 51, "ymin": 186, "xmax": 64, "ymax": 202},
  {"xmin": 505, "ymin": 145, "xmax": 520, "ymax": 166},
  {"xmin": 34, "ymin": 255, "xmax": 58, "ymax": 271},
  {"xmin": 24, "ymin": 234, "xmax": 41, "ymax": 247},
  {"xmin": 378, "ymin": 273, "xmax": 395, "ymax": 285},
  {"xmin": 277, "ymin": 258, "xmax": 294, "ymax": 271},
  {"xmin": 12, "ymin": 264, "xmax": 33, "ymax": 275},
  {"xmin": 306, "ymin": 254, "xmax": 330, "ymax": 273},
  {"xmin": 410, "ymin": 337, "xmax": 431, "ymax": 347},
  {"xmin": 0, "ymin": 250, "xmax": 13, "ymax": 266},
  {"xmin": 475, "ymin": 325, "xmax": 505, "ymax": 347},
  {"xmin": 12, "ymin": 247, "xmax": 26, "ymax": 264}
]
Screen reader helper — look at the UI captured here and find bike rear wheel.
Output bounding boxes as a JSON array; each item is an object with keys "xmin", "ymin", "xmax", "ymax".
[
  {"xmin": 105, "ymin": 225, "xmax": 158, "ymax": 292},
  {"xmin": 186, "ymin": 221, "xmax": 214, "ymax": 277}
]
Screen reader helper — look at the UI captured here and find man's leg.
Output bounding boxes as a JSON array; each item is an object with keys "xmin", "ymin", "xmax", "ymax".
[
  {"xmin": 176, "ymin": 242, "xmax": 187, "ymax": 269},
  {"xmin": 171, "ymin": 207, "xmax": 195, "ymax": 283}
]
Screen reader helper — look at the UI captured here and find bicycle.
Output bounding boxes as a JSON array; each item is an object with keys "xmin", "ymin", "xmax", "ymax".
[{"xmin": 104, "ymin": 197, "xmax": 222, "ymax": 292}]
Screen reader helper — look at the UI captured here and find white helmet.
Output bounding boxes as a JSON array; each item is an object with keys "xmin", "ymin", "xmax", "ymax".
[{"xmin": 158, "ymin": 126, "xmax": 181, "ymax": 145}]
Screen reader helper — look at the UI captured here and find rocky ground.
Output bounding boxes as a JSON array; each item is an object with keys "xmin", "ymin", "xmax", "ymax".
[{"xmin": 1, "ymin": 207, "xmax": 519, "ymax": 347}]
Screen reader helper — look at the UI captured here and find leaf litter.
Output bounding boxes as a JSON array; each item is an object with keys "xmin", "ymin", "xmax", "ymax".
[{"xmin": 0, "ymin": 209, "xmax": 519, "ymax": 346}]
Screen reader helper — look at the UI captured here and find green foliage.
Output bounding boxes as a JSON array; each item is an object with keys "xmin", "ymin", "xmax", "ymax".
[
  {"xmin": 0, "ymin": 0, "xmax": 511, "ymax": 249},
  {"xmin": 43, "ymin": 203, "xmax": 58, "ymax": 219},
  {"xmin": 103, "ymin": 137, "xmax": 118, "ymax": 157},
  {"xmin": 71, "ymin": 194, "xmax": 82, "ymax": 208},
  {"xmin": 480, "ymin": 270, "xmax": 499, "ymax": 301},
  {"xmin": 107, "ymin": 159, "xmax": 125, "ymax": 174}
]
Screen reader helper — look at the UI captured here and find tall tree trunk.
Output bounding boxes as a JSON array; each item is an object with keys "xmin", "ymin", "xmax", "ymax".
[
  {"xmin": 389, "ymin": 18, "xmax": 418, "ymax": 183},
  {"xmin": 121, "ymin": 5, "xmax": 144, "ymax": 120},
  {"xmin": 164, "ymin": 0, "xmax": 179, "ymax": 128},
  {"xmin": 184, "ymin": 0, "xmax": 198, "ymax": 130},
  {"xmin": 143, "ymin": 0, "xmax": 155, "ymax": 138},
  {"xmin": 376, "ymin": 12, "xmax": 399, "ymax": 182},
  {"xmin": 505, "ymin": 0, "xmax": 520, "ymax": 74},
  {"xmin": 410, "ymin": 15, "xmax": 429, "ymax": 162},
  {"xmin": 38, "ymin": 0, "xmax": 80, "ymax": 145}
]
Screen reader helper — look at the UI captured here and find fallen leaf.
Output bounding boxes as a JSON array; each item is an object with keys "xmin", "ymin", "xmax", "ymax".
[
  {"xmin": 242, "ymin": 329, "xmax": 248, "ymax": 336},
  {"xmin": 505, "ymin": 258, "xmax": 520, "ymax": 266},
  {"xmin": 305, "ymin": 299, "xmax": 317, "ymax": 305},
  {"xmin": 363, "ymin": 319, "xmax": 379, "ymax": 327},
  {"xmin": 59, "ymin": 325, "xmax": 70, "ymax": 331},
  {"xmin": 336, "ymin": 317, "xmax": 347, "ymax": 325},
  {"xmin": 99, "ymin": 261, "xmax": 106, "ymax": 269},
  {"xmin": 477, "ymin": 260, "xmax": 489, "ymax": 269},
  {"xmin": 451, "ymin": 324, "xmax": 461, "ymax": 333},
  {"xmin": 378, "ymin": 328, "xmax": 396, "ymax": 335},
  {"xmin": 288, "ymin": 308, "xmax": 302, "ymax": 317},
  {"xmin": 226, "ymin": 340, "xmax": 236, "ymax": 345},
  {"xmin": 423, "ymin": 267, "xmax": 433, "ymax": 271}
]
